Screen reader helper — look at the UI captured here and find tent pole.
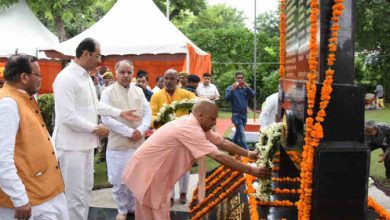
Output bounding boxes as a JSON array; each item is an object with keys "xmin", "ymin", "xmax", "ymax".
[
  {"xmin": 253, "ymin": 0, "xmax": 257, "ymax": 121},
  {"xmin": 166, "ymin": 0, "xmax": 170, "ymax": 20}
]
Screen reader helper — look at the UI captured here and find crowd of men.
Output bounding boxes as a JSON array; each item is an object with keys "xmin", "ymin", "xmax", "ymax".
[
  {"xmin": 0, "ymin": 37, "xmax": 389, "ymax": 220},
  {"xmin": 0, "ymin": 37, "xmax": 271, "ymax": 220}
]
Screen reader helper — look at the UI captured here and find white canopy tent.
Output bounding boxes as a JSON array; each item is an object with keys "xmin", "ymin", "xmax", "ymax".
[
  {"xmin": 0, "ymin": 0, "xmax": 62, "ymax": 94},
  {"xmin": 50, "ymin": 0, "xmax": 207, "ymax": 56},
  {"xmin": 45, "ymin": 0, "xmax": 211, "ymax": 77},
  {"xmin": 0, "ymin": 0, "xmax": 59, "ymax": 58}
]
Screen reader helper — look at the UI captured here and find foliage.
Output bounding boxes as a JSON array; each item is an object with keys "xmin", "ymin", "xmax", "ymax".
[
  {"xmin": 0, "ymin": 0, "xmax": 115, "ymax": 40},
  {"xmin": 186, "ymin": 27, "xmax": 279, "ymax": 107},
  {"xmin": 188, "ymin": 4, "xmax": 246, "ymax": 31},
  {"xmin": 176, "ymin": 7, "xmax": 280, "ymax": 107},
  {"xmin": 256, "ymin": 11, "xmax": 279, "ymax": 37},
  {"xmin": 37, "ymin": 94, "xmax": 54, "ymax": 135},
  {"xmin": 356, "ymin": 0, "xmax": 390, "ymax": 99},
  {"xmin": 0, "ymin": 0, "xmax": 16, "ymax": 11},
  {"xmin": 153, "ymin": 0, "xmax": 206, "ymax": 21}
]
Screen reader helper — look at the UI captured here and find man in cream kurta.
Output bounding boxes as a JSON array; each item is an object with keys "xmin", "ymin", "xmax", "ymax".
[
  {"xmin": 123, "ymin": 100, "xmax": 271, "ymax": 220},
  {"xmin": 100, "ymin": 60, "xmax": 152, "ymax": 220},
  {"xmin": 53, "ymin": 38, "xmax": 139, "ymax": 220}
]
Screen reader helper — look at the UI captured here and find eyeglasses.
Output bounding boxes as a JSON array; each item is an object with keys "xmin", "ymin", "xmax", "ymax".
[{"xmin": 236, "ymin": 76, "xmax": 243, "ymax": 79}]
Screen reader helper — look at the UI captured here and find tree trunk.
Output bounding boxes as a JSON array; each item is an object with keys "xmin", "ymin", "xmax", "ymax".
[{"xmin": 54, "ymin": 14, "xmax": 68, "ymax": 41}]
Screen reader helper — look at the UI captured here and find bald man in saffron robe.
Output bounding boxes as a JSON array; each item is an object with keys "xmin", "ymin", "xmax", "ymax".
[{"xmin": 122, "ymin": 99, "xmax": 271, "ymax": 220}]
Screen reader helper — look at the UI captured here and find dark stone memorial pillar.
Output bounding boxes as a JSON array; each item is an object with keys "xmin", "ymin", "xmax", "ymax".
[{"xmin": 279, "ymin": 0, "xmax": 370, "ymax": 219}]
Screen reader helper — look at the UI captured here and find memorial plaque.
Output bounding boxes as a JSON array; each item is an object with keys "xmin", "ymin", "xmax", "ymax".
[
  {"xmin": 206, "ymin": 185, "xmax": 250, "ymax": 220},
  {"xmin": 285, "ymin": 0, "xmax": 311, "ymax": 81},
  {"xmin": 278, "ymin": 0, "xmax": 371, "ymax": 219}
]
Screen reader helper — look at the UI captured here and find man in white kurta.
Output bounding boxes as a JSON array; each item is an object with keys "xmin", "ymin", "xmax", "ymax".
[
  {"xmin": 196, "ymin": 73, "xmax": 220, "ymax": 102},
  {"xmin": 259, "ymin": 92, "xmax": 279, "ymax": 132},
  {"xmin": 53, "ymin": 38, "xmax": 139, "ymax": 220},
  {"xmin": 100, "ymin": 60, "xmax": 152, "ymax": 220}
]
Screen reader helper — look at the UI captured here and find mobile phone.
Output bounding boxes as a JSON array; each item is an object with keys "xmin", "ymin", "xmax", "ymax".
[{"xmin": 239, "ymin": 82, "xmax": 244, "ymax": 87}]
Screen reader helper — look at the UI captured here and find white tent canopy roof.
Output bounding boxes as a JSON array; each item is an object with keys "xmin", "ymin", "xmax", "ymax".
[
  {"xmin": 0, "ymin": 0, "xmax": 59, "ymax": 58},
  {"xmin": 54, "ymin": 0, "xmax": 208, "ymax": 57}
]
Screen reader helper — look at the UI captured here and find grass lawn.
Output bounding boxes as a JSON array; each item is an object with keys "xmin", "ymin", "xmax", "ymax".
[
  {"xmin": 218, "ymin": 110, "xmax": 258, "ymax": 119},
  {"xmin": 93, "ymin": 157, "xmax": 111, "ymax": 190}
]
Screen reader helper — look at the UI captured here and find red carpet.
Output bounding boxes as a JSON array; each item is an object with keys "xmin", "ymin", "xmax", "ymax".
[{"xmin": 216, "ymin": 118, "xmax": 232, "ymax": 136}]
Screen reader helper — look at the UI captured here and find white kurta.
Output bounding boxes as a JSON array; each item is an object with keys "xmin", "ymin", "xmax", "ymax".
[
  {"xmin": 52, "ymin": 61, "xmax": 123, "ymax": 220},
  {"xmin": 196, "ymin": 83, "xmax": 220, "ymax": 101},
  {"xmin": 0, "ymin": 97, "xmax": 27, "ymax": 207},
  {"xmin": 52, "ymin": 61, "xmax": 122, "ymax": 151},
  {"xmin": 259, "ymin": 92, "xmax": 279, "ymax": 132}
]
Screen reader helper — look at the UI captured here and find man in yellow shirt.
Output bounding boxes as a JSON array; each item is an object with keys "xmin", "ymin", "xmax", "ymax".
[{"xmin": 150, "ymin": 68, "xmax": 196, "ymax": 205}]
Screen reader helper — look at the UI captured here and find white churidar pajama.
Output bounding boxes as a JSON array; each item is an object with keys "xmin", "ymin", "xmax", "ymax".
[
  {"xmin": 106, "ymin": 149, "xmax": 136, "ymax": 214},
  {"xmin": 0, "ymin": 193, "xmax": 69, "ymax": 220}
]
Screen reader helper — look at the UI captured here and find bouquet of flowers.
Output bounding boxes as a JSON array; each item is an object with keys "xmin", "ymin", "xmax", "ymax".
[
  {"xmin": 155, "ymin": 99, "xmax": 196, "ymax": 125},
  {"xmin": 255, "ymin": 122, "xmax": 286, "ymax": 201}
]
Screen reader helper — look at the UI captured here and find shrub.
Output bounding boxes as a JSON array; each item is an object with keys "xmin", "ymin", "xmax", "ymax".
[{"xmin": 37, "ymin": 94, "xmax": 54, "ymax": 135}]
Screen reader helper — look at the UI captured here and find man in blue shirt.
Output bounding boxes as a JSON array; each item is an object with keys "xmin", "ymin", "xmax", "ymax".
[{"xmin": 225, "ymin": 72, "xmax": 255, "ymax": 149}]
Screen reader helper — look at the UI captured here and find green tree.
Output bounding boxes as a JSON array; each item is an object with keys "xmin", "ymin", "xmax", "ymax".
[
  {"xmin": 356, "ymin": 0, "xmax": 390, "ymax": 97},
  {"xmin": 188, "ymin": 4, "xmax": 246, "ymax": 30},
  {"xmin": 153, "ymin": 0, "xmax": 206, "ymax": 21},
  {"xmin": 256, "ymin": 11, "xmax": 279, "ymax": 38},
  {"xmin": 182, "ymin": 9, "xmax": 280, "ymax": 106},
  {"xmin": 0, "ymin": 0, "xmax": 115, "ymax": 40}
]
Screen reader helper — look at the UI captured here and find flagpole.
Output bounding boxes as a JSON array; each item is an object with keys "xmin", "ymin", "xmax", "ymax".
[{"xmin": 253, "ymin": 0, "xmax": 257, "ymax": 121}]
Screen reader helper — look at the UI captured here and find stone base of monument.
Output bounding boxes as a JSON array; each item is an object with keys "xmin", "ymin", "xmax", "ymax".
[
  {"xmin": 188, "ymin": 165, "xmax": 381, "ymax": 220},
  {"xmin": 88, "ymin": 207, "xmax": 188, "ymax": 220}
]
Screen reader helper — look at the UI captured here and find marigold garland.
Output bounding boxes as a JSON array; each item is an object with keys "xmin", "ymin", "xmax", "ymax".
[
  {"xmin": 297, "ymin": 0, "xmax": 321, "ymax": 218},
  {"xmin": 272, "ymin": 177, "xmax": 301, "ymax": 182},
  {"xmin": 189, "ymin": 177, "xmax": 246, "ymax": 220},
  {"xmin": 189, "ymin": 166, "xmax": 231, "ymax": 209},
  {"xmin": 242, "ymin": 157, "xmax": 260, "ymax": 220},
  {"xmin": 297, "ymin": 0, "xmax": 346, "ymax": 219},
  {"xmin": 189, "ymin": 171, "xmax": 241, "ymax": 215},
  {"xmin": 257, "ymin": 200, "xmax": 296, "ymax": 207},
  {"xmin": 368, "ymin": 196, "xmax": 390, "ymax": 220},
  {"xmin": 273, "ymin": 187, "xmax": 301, "ymax": 194},
  {"xmin": 279, "ymin": 0, "xmax": 286, "ymax": 78}
]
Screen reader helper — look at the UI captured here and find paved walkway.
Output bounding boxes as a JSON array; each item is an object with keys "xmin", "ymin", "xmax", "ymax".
[
  {"xmin": 90, "ymin": 174, "xmax": 390, "ymax": 213},
  {"xmin": 91, "ymin": 175, "xmax": 199, "ymax": 212}
]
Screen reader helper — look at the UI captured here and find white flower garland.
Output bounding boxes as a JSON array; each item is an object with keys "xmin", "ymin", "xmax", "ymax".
[
  {"xmin": 155, "ymin": 99, "xmax": 196, "ymax": 125},
  {"xmin": 254, "ymin": 122, "xmax": 285, "ymax": 201}
]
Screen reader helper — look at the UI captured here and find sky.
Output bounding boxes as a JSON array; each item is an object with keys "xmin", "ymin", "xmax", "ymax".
[{"xmin": 206, "ymin": 0, "xmax": 279, "ymax": 28}]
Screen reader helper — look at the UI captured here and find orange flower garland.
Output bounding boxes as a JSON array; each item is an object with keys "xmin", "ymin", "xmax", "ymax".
[
  {"xmin": 279, "ymin": 0, "xmax": 286, "ymax": 78},
  {"xmin": 257, "ymin": 200, "xmax": 296, "ymax": 207},
  {"xmin": 189, "ymin": 171, "xmax": 241, "ymax": 215},
  {"xmin": 297, "ymin": 0, "xmax": 346, "ymax": 219},
  {"xmin": 368, "ymin": 196, "xmax": 390, "ymax": 219},
  {"xmin": 243, "ymin": 157, "xmax": 260, "ymax": 220},
  {"xmin": 189, "ymin": 166, "xmax": 231, "ymax": 208},
  {"xmin": 297, "ymin": 0, "xmax": 321, "ymax": 218},
  {"xmin": 273, "ymin": 187, "xmax": 301, "ymax": 195},
  {"xmin": 272, "ymin": 177, "xmax": 301, "ymax": 182},
  {"xmin": 190, "ymin": 177, "xmax": 246, "ymax": 220}
]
